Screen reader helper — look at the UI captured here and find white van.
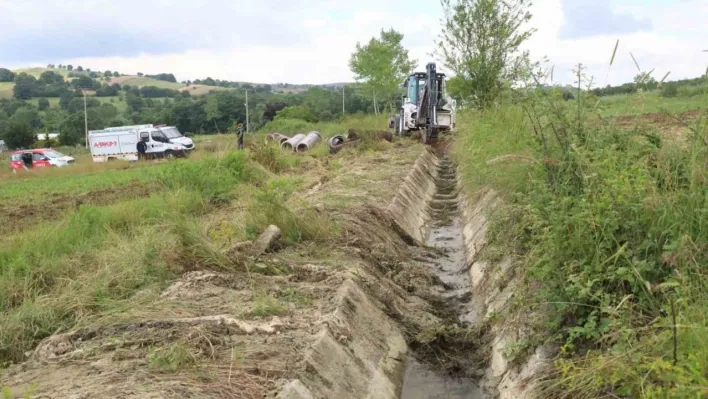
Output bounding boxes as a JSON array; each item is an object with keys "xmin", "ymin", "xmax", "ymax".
[
  {"xmin": 89, "ymin": 125, "xmax": 194, "ymax": 162},
  {"xmin": 157, "ymin": 126, "xmax": 195, "ymax": 152}
]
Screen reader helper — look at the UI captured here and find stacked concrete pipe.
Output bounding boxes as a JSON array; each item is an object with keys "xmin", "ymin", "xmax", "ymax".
[
  {"xmin": 267, "ymin": 133, "xmax": 290, "ymax": 145},
  {"xmin": 281, "ymin": 134, "xmax": 306, "ymax": 151},
  {"xmin": 296, "ymin": 131, "xmax": 322, "ymax": 152}
]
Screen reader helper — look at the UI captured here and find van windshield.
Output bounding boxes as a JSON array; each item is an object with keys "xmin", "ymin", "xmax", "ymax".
[{"xmin": 160, "ymin": 127, "xmax": 183, "ymax": 139}]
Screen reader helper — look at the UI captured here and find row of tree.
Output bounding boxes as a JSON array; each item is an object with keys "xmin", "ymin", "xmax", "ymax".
[{"xmin": 0, "ymin": 78, "xmax": 378, "ymax": 150}]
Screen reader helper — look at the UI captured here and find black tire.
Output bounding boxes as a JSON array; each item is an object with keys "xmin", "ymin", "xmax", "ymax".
[{"xmin": 164, "ymin": 150, "xmax": 176, "ymax": 159}]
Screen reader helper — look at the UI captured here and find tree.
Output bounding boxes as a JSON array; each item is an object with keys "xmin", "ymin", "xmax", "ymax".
[
  {"xmin": 39, "ymin": 70, "xmax": 63, "ymax": 85},
  {"xmin": 137, "ymin": 72, "xmax": 144, "ymax": 77},
  {"xmin": 13, "ymin": 73, "xmax": 37, "ymax": 100},
  {"xmin": 0, "ymin": 68, "xmax": 15, "ymax": 82},
  {"xmin": 3, "ymin": 109, "xmax": 39, "ymax": 149},
  {"xmin": 104, "ymin": 70, "xmax": 112, "ymax": 78},
  {"xmin": 58, "ymin": 112, "xmax": 85, "ymax": 146},
  {"xmin": 275, "ymin": 105, "xmax": 318, "ymax": 123},
  {"xmin": 113, "ymin": 71, "xmax": 120, "ymax": 77},
  {"xmin": 435, "ymin": 0, "xmax": 535, "ymax": 107},
  {"xmin": 205, "ymin": 95, "xmax": 222, "ymax": 133},
  {"xmin": 125, "ymin": 92, "xmax": 144, "ymax": 112},
  {"xmin": 67, "ymin": 65, "xmax": 74, "ymax": 71},
  {"xmin": 72, "ymin": 75, "xmax": 94, "ymax": 89},
  {"xmin": 3, "ymin": 119, "xmax": 34, "ymax": 149},
  {"xmin": 349, "ymin": 28, "xmax": 416, "ymax": 114},
  {"xmin": 38, "ymin": 98, "xmax": 50, "ymax": 111},
  {"xmin": 77, "ymin": 66, "xmax": 84, "ymax": 72}
]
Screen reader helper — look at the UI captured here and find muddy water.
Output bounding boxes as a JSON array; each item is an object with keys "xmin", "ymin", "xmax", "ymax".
[{"xmin": 401, "ymin": 155, "xmax": 484, "ymax": 399}]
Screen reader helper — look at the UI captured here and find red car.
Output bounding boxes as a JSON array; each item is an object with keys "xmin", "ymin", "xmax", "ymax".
[{"xmin": 9, "ymin": 148, "xmax": 76, "ymax": 170}]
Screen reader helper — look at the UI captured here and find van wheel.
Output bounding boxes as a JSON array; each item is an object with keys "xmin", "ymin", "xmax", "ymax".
[{"xmin": 165, "ymin": 151, "xmax": 176, "ymax": 159}]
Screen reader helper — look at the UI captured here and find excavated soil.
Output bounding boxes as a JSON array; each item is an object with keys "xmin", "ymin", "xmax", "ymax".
[{"xmin": 613, "ymin": 109, "xmax": 703, "ymax": 141}]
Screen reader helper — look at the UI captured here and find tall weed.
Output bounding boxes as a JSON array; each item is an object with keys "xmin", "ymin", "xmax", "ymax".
[{"xmin": 455, "ymin": 76, "xmax": 708, "ymax": 396}]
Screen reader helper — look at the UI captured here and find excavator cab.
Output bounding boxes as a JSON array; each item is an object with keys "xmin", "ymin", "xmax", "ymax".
[{"xmin": 389, "ymin": 63, "xmax": 456, "ymax": 144}]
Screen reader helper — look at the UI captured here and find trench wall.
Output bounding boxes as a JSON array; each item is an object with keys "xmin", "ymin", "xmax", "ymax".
[
  {"xmin": 276, "ymin": 149, "xmax": 438, "ymax": 398},
  {"xmin": 459, "ymin": 186, "xmax": 555, "ymax": 398},
  {"xmin": 276, "ymin": 148, "xmax": 552, "ymax": 399}
]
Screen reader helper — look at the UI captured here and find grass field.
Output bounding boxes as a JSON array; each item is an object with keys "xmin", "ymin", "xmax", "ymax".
[
  {"xmin": 0, "ymin": 81, "xmax": 13, "ymax": 98},
  {"xmin": 14, "ymin": 67, "xmax": 72, "ymax": 79},
  {"xmin": 598, "ymin": 91, "xmax": 708, "ymax": 117},
  {"xmin": 109, "ymin": 75, "xmax": 184, "ymax": 90}
]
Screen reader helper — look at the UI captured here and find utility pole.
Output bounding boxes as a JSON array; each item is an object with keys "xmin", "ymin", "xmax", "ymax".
[
  {"xmin": 342, "ymin": 86, "xmax": 345, "ymax": 115},
  {"xmin": 245, "ymin": 90, "xmax": 249, "ymax": 133},
  {"xmin": 83, "ymin": 89, "xmax": 88, "ymax": 148}
]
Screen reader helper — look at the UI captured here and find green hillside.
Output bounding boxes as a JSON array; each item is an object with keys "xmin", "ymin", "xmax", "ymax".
[
  {"xmin": 0, "ymin": 67, "xmax": 228, "ymax": 99},
  {"xmin": 108, "ymin": 75, "xmax": 184, "ymax": 90},
  {"xmin": 14, "ymin": 67, "xmax": 72, "ymax": 79}
]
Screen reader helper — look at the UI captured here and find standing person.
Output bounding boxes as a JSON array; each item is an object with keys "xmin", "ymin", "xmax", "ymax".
[
  {"xmin": 137, "ymin": 136, "xmax": 148, "ymax": 160},
  {"xmin": 237, "ymin": 123, "xmax": 244, "ymax": 150}
]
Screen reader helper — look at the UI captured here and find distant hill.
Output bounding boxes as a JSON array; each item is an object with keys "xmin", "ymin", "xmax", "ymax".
[
  {"xmin": 0, "ymin": 67, "xmax": 235, "ymax": 100},
  {"xmin": 0, "ymin": 66, "xmax": 354, "ymax": 99}
]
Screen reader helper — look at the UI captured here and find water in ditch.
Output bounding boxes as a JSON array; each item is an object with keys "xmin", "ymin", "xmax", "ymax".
[{"xmin": 401, "ymin": 154, "xmax": 484, "ymax": 399}]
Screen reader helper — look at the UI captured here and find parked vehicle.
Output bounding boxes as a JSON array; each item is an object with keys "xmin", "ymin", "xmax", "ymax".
[
  {"xmin": 157, "ymin": 126, "xmax": 194, "ymax": 152},
  {"xmin": 88, "ymin": 124, "xmax": 194, "ymax": 162},
  {"xmin": 9, "ymin": 148, "xmax": 75, "ymax": 170}
]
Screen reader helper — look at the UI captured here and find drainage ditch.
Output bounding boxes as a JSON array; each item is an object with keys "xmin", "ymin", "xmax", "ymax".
[{"xmin": 401, "ymin": 154, "xmax": 486, "ymax": 399}]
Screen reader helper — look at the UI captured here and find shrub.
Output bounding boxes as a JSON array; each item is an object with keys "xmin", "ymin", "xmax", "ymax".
[
  {"xmin": 160, "ymin": 151, "xmax": 263, "ymax": 204},
  {"xmin": 661, "ymin": 84, "xmax": 679, "ymax": 98}
]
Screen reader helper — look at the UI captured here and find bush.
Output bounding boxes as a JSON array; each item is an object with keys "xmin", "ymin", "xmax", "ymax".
[
  {"xmin": 249, "ymin": 141, "xmax": 301, "ymax": 173},
  {"xmin": 661, "ymin": 84, "xmax": 679, "ymax": 98},
  {"xmin": 38, "ymin": 98, "xmax": 50, "ymax": 110},
  {"xmin": 275, "ymin": 106, "xmax": 318, "ymax": 123}
]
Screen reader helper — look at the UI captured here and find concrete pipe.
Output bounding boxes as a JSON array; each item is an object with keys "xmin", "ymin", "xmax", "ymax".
[
  {"xmin": 330, "ymin": 139, "xmax": 360, "ymax": 154},
  {"xmin": 267, "ymin": 133, "xmax": 290, "ymax": 144},
  {"xmin": 326, "ymin": 135, "xmax": 346, "ymax": 147},
  {"xmin": 296, "ymin": 131, "xmax": 322, "ymax": 152},
  {"xmin": 281, "ymin": 134, "xmax": 306, "ymax": 151}
]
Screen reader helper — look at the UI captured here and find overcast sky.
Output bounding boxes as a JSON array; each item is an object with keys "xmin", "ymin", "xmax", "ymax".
[{"xmin": 0, "ymin": 0, "xmax": 706, "ymax": 86}]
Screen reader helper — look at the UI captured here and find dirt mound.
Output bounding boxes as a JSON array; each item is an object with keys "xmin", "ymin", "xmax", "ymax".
[{"xmin": 613, "ymin": 109, "xmax": 703, "ymax": 141}]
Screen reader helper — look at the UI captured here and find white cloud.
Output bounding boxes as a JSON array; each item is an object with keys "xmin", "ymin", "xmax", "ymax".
[
  {"xmin": 524, "ymin": 0, "xmax": 707, "ymax": 87},
  {"xmin": 2, "ymin": 0, "xmax": 706, "ymax": 86}
]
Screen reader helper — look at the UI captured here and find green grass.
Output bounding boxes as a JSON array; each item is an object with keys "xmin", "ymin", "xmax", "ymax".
[
  {"xmin": 453, "ymin": 88, "xmax": 708, "ymax": 398},
  {"xmin": 0, "ymin": 82, "xmax": 13, "ymax": 98},
  {"xmin": 598, "ymin": 91, "xmax": 708, "ymax": 117},
  {"xmin": 259, "ymin": 114, "xmax": 389, "ymax": 136},
  {"xmin": 0, "ymin": 165, "xmax": 161, "ymax": 205},
  {"xmin": 148, "ymin": 343, "xmax": 196, "ymax": 371}
]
